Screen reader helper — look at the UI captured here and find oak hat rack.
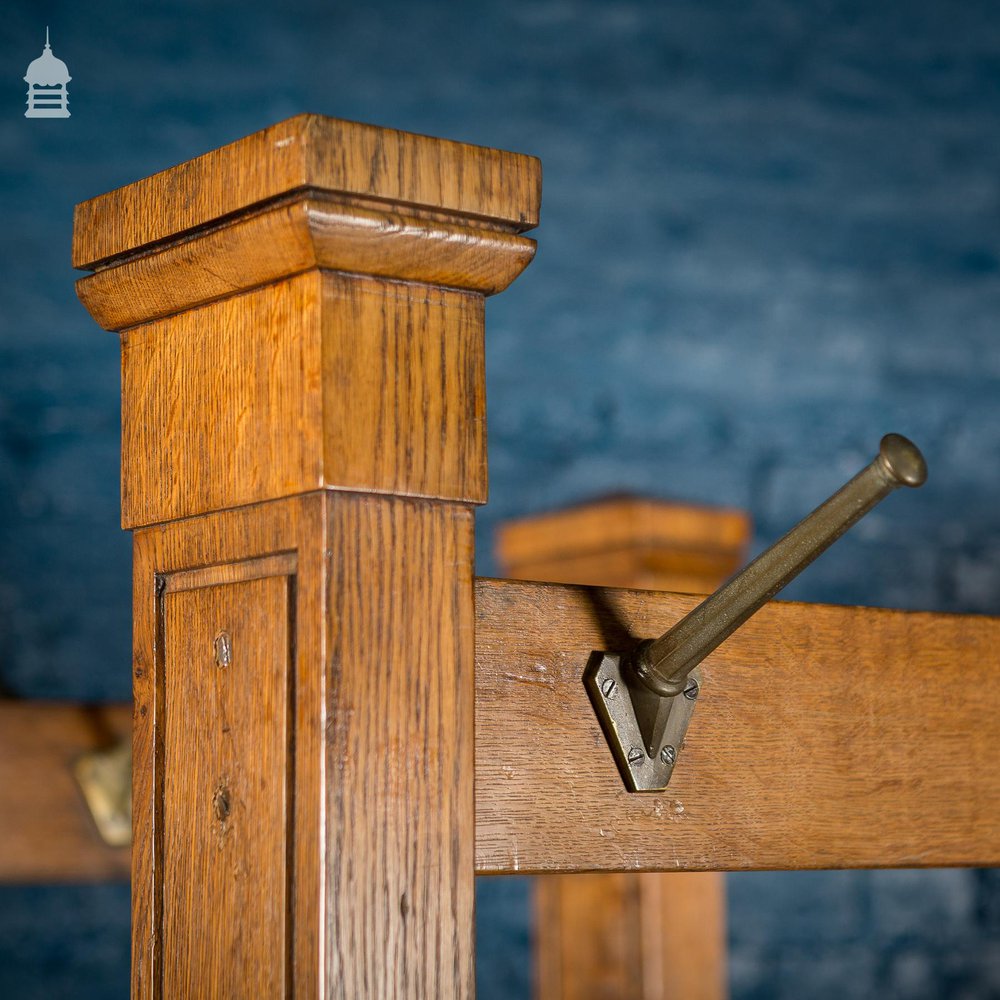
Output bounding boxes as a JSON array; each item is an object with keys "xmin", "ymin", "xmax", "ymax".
[{"xmin": 55, "ymin": 114, "xmax": 1000, "ymax": 998}]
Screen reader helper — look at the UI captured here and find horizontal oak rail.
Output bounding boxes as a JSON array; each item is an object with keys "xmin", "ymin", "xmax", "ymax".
[{"xmin": 473, "ymin": 578, "xmax": 1000, "ymax": 874}]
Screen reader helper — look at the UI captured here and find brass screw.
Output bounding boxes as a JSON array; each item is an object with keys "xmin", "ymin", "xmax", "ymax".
[{"xmin": 660, "ymin": 745, "xmax": 677, "ymax": 765}]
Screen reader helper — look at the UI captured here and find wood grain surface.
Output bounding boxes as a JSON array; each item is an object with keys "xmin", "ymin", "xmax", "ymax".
[
  {"xmin": 119, "ymin": 271, "xmax": 486, "ymax": 528},
  {"xmin": 0, "ymin": 701, "xmax": 131, "ymax": 882},
  {"xmin": 120, "ymin": 273, "xmax": 324, "ymax": 529},
  {"xmin": 161, "ymin": 572, "xmax": 293, "ymax": 999},
  {"xmin": 474, "ymin": 578, "xmax": 1000, "ymax": 873},
  {"xmin": 132, "ymin": 498, "xmax": 326, "ymax": 1000},
  {"xmin": 72, "ymin": 114, "xmax": 541, "ymax": 269},
  {"xmin": 324, "ymin": 492, "xmax": 476, "ymax": 1000},
  {"xmin": 535, "ymin": 872, "xmax": 725, "ymax": 1000},
  {"xmin": 497, "ymin": 497, "xmax": 750, "ymax": 576},
  {"xmin": 534, "ymin": 873, "xmax": 644, "ymax": 999},
  {"xmin": 320, "ymin": 274, "xmax": 486, "ymax": 507},
  {"xmin": 501, "ymin": 547, "xmax": 745, "ymax": 597},
  {"xmin": 132, "ymin": 492, "xmax": 476, "ymax": 999},
  {"xmin": 635, "ymin": 871, "xmax": 728, "ymax": 1000}
]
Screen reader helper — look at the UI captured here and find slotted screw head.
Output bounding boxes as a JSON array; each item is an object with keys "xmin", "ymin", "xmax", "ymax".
[
  {"xmin": 660, "ymin": 745, "xmax": 677, "ymax": 765},
  {"xmin": 601, "ymin": 677, "xmax": 617, "ymax": 699},
  {"xmin": 627, "ymin": 747, "xmax": 644, "ymax": 767},
  {"xmin": 683, "ymin": 678, "xmax": 699, "ymax": 701}
]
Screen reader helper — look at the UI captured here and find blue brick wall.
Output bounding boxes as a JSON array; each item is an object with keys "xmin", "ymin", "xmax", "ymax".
[{"xmin": 2, "ymin": 0, "xmax": 999, "ymax": 996}]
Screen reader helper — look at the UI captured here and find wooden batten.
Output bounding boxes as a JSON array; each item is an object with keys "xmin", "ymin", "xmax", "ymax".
[
  {"xmin": 74, "ymin": 115, "xmax": 540, "ymax": 1000},
  {"xmin": 498, "ymin": 496, "xmax": 750, "ymax": 572}
]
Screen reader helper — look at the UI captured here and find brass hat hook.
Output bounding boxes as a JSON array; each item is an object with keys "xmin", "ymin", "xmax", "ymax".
[{"xmin": 585, "ymin": 433, "xmax": 928, "ymax": 792}]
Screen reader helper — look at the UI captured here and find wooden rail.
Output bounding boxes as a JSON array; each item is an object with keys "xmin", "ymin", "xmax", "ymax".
[
  {"xmin": 474, "ymin": 578, "xmax": 1000, "ymax": 873},
  {"xmin": 0, "ymin": 702, "xmax": 130, "ymax": 881},
  {"xmin": 9, "ymin": 572, "xmax": 998, "ymax": 884}
]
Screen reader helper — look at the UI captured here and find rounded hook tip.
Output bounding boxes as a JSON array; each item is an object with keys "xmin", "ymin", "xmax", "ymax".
[{"xmin": 879, "ymin": 433, "xmax": 927, "ymax": 488}]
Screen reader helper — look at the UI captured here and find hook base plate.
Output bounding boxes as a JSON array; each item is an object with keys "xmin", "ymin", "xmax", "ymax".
[{"xmin": 583, "ymin": 652, "xmax": 701, "ymax": 793}]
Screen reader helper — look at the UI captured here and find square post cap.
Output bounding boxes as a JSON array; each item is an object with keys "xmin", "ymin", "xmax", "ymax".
[{"xmin": 74, "ymin": 114, "xmax": 542, "ymax": 330}]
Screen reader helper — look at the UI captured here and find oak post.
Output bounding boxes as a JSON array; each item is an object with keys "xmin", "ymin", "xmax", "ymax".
[
  {"xmin": 497, "ymin": 497, "xmax": 750, "ymax": 1000},
  {"xmin": 73, "ymin": 115, "xmax": 540, "ymax": 999}
]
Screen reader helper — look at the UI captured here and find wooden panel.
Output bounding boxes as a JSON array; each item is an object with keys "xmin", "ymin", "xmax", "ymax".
[
  {"xmin": 72, "ymin": 114, "xmax": 541, "ymax": 268},
  {"xmin": 161, "ymin": 572, "xmax": 292, "ymax": 999},
  {"xmin": 132, "ymin": 498, "xmax": 326, "ymax": 1000},
  {"xmin": 324, "ymin": 491, "xmax": 475, "ymax": 999},
  {"xmin": 321, "ymin": 274, "xmax": 486, "ymax": 506},
  {"xmin": 77, "ymin": 196, "xmax": 536, "ymax": 331},
  {"xmin": 474, "ymin": 578, "xmax": 1000, "ymax": 873},
  {"xmin": 121, "ymin": 273, "xmax": 324, "ymax": 529},
  {"xmin": 0, "ymin": 702, "xmax": 130, "ymax": 882},
  {"xmin": 133, "ymin": 493, "xmax": 475, "ymax": 999}
]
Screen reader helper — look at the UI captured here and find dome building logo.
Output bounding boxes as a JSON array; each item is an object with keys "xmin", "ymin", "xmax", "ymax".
[{"xmin": 24, "ymin": 28, "xmax": 71, "ymax": 119}]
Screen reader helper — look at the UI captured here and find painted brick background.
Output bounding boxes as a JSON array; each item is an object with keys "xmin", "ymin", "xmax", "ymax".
[{"xmin": 2, "ymin": 0, "xmax": 999, "ymax": 996}]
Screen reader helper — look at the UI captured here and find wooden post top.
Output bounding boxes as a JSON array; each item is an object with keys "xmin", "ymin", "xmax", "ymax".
[
  {"xmin": 498, "ymin": 494, "xmax": 751, "ymax": 565},
  {"xmin": 73, "ymin": 113, "xmax": 541, "ymax": 269},
  {"xmin": 497, "ymin": 494, "xmax": 752, "ymax": 593},
  {"xmin": 73, "ymin": 116, "xmax": 541, "ymax": 524},
  {"xmin": 73, "ymin": 114, "xmax": 541, "ymax": 331}
]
